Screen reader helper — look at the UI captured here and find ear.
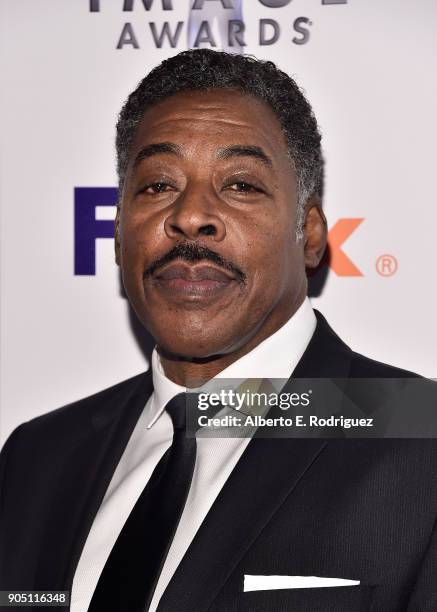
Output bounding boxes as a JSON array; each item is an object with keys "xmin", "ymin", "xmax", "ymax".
[
  {"xmin": 303, "ymin": 196, "xmax": 327, "ymax": 269},
  {"xmin": 115, "ymin": 206, "xmax": 121, "ymax": 266}
]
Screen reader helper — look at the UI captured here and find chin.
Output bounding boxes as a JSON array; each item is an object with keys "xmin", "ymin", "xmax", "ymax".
[{"xmin": 154, "ymin": 325, "xmax": 237, "ymax": 361}]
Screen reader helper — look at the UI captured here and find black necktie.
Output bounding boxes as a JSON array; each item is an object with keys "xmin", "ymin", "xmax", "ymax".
[{"xmin": 88, "ymin": 393, "xmax": 197, "ymax": 612}]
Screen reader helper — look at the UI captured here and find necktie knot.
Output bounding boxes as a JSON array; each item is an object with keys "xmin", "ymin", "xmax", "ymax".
[{"xmin": 165, "ymin": 393, "xmax": 188, "ymax": 430}]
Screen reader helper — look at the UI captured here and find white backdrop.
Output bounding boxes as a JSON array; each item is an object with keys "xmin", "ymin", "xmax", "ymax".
[{"xmin": 1, "ymin": 0, "xmax": 436, "ymax": 443}]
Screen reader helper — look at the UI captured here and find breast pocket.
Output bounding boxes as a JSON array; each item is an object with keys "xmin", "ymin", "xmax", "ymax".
[{"xmin": 237, "ymin": 585, "xmax": 374, "ymax": 611}]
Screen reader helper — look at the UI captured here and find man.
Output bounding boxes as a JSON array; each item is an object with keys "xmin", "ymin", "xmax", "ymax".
[{"xmin": 0, "ymin": 49, "xmax": 435, "ymax": 611}]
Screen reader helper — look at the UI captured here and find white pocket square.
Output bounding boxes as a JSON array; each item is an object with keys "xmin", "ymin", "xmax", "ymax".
[{"xmin": 244, "ymin": 575, "xmax": 360, "ymax": 592}]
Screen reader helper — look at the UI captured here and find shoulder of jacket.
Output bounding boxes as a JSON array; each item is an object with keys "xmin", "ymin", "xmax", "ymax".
[
  {"xmin": 13, "ymin": 371, "xmax": 149, "ymax": 439},
  {"xmin": 349, "ymin": 351, "xmax": 423, "ymax": 379}
]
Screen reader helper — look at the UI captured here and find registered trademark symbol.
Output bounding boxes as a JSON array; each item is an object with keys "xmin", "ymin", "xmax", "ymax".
[{"xmin": 376, "ymin": 254, "xmax": 398, "ymax": 277}]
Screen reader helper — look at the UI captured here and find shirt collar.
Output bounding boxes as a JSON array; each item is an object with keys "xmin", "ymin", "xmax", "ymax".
[{"xmin": 146, "ymin": 296, "xmax": 316, "ymax": 429}]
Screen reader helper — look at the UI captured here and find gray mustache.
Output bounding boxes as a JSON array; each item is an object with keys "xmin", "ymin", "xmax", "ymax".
[{"xmin": 144, "ymin": 242, "xmax": 246, "ymax": 284}]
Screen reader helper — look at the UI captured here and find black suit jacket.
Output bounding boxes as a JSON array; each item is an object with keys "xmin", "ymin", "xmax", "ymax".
[{"xmin": 1, "ymin": 311, "xmax": 436, "ymax": 611}]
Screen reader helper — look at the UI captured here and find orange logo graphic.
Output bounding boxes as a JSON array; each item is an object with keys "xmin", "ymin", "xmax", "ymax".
[{"xmin": 327, "ymin": 218, "xmax": 364, "ymax": 276}]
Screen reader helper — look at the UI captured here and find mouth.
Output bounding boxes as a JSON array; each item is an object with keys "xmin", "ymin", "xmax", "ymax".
[{"xmin": 149, "ymin": 262, "xmax": 237, "ymax": 301}]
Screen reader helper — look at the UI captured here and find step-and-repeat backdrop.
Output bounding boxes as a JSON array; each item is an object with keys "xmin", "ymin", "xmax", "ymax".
[{"xmin": 1, "ymin": 0, "xmax": 436, "ymax": 442}]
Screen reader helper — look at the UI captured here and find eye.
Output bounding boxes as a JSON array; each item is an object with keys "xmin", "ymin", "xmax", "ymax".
[
  {"xmin": 226, "ymin": 181, "xmax": 264, "ymax": 194},
  {"xmin": 143, "ymin": 182, "xmax": 172, "ymax": 194}
]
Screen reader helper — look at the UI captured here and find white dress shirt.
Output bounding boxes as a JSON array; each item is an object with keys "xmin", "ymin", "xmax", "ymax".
[{"xmin": 70, "ymin": 297, "xmax": 316, "ymax": 612}]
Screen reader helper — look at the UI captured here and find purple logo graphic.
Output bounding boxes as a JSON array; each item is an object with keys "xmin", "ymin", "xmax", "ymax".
[{"xmin": 74, "ymin": 187, "xmax": 117, "ymax": 275}]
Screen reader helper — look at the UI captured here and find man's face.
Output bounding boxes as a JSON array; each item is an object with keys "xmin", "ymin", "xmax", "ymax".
[{"xmin": 117, "ymin": 89, "xmax": 322, "ymax": 359}]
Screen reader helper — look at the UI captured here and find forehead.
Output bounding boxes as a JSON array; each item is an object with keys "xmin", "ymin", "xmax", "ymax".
[{"xmin": 129, "ymin": 89, "xmax": 290, "ymax": 162}]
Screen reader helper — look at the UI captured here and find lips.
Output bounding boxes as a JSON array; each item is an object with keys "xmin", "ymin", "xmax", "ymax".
[
  {"xmin": 150, "ymin": 262, "xmax": 236, "ymax": 300},
  {"xmin": 156, "ymin": 263, "xmax": 234, "ymax": 283}
]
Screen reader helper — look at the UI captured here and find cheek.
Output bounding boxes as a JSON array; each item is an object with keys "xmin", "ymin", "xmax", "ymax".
[
  {"xmin": 120, "ymin": 210, "xmax": 161, "ymax": 274},
  {"xmin": 245, "ymin": 215, "xmax": 297, "ymax": 284}
]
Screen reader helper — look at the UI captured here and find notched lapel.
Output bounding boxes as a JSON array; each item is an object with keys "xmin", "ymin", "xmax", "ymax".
[
  {"xmin": 33, "ymin": 371, "xmax": 153, "ymax": 593},
  {"xmin": 158, "ymin": 436, "xmax": 328, "ymax": 612}
]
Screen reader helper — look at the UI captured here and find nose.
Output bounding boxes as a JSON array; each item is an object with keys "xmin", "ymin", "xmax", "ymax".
[{"xmin": 163, "ymin": 182, "xmax": 226, "ymax": 242}]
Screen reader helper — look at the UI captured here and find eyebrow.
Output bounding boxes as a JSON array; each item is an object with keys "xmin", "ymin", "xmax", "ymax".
[
  {"xmin": 132, "ymin": 142, "xmax": 181, "ymax": 170},
  {"xmin": 217, "ymin": 145, "xmax": 273, "ymax": 167}
]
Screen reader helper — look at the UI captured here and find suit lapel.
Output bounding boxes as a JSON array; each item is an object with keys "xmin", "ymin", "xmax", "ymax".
[
  {"xmin": 158, "ymin": 310, "xmax": 353, "ymax": 612},
  {"xmin": 157, "ymin": 436, "xmax": 328, "ymax": 612},
  {"xmin": 34, "ymin": 371, "xmax": 154, "ymax": 592}
]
